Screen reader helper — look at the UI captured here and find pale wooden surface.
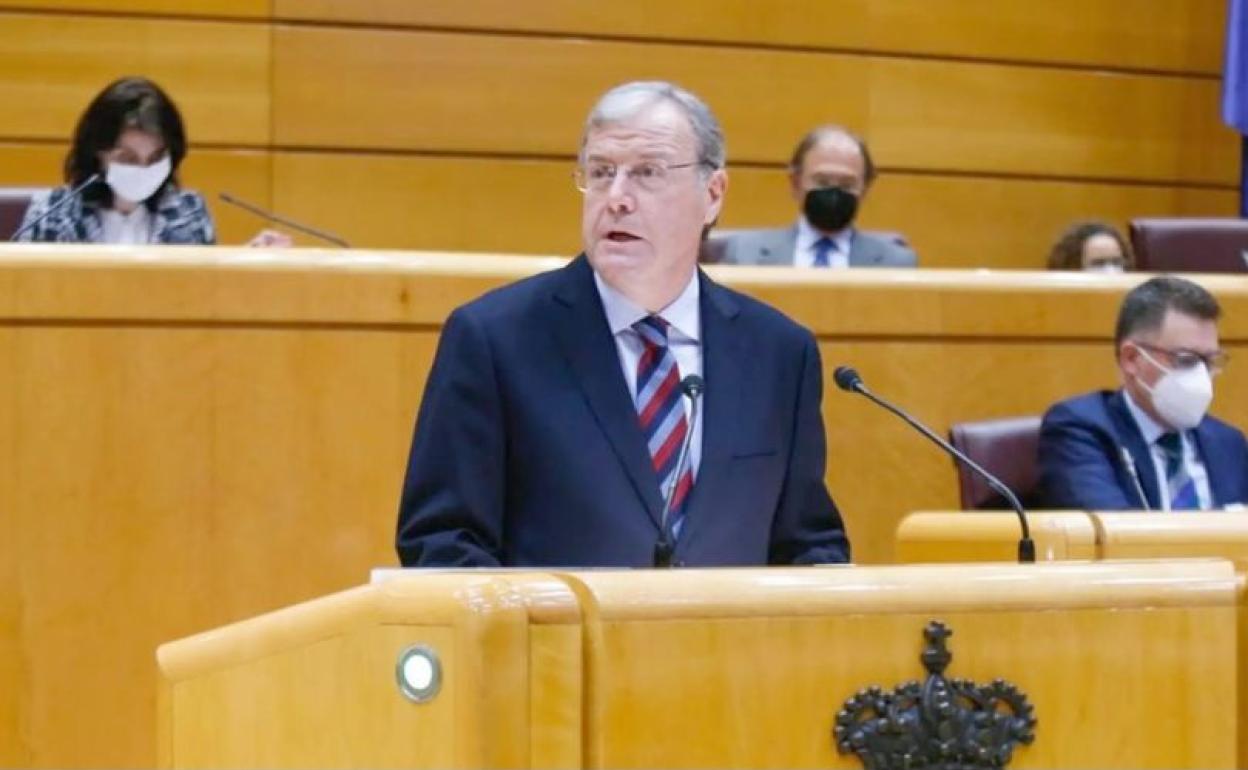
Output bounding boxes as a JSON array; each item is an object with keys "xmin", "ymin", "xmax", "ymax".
[
  {"xmin": 0, "ymin": 3, "xmax": 1233, "ymax": 264},
  {"xmin": 273, "ymin": 0, "xmax": 1224, "ymax": 75},
  {"xmin": 159, "ymin": 562, "xmax": 1240, "ymax": 768},
  {"xmin": 896, "ymin": 510, "xmax": 1248, "ymax": 770},
  {"xmin": 269, "ymin": 25, "xmax": 1234, "ymax": 183},
  {"xmin": 4, "ymin": 250, "xmax": 1248, "ymax": 766},
  {"xmin": 894, "ymin": 511, "xmax": 1100, "ymax": 563},
  {"xmin": 159, "ymin": 573, "xmax": 583, "ymax": 769}
]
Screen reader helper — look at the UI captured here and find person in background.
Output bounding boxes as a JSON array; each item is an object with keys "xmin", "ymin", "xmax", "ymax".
[
  {"xmin": 1039, "ymin": 276, "xmax": 1248, "ymax": 510},
  {"xmin": 1046, "ymin": 221, "xmax": 1131, "ymax": 272},
  {"xmin": 720, "ymin": 125, "xmax": 917, "ymax": 268},
  {"xmin": 15, "ymin": 76, "xmax": 290, "ymax": 247}
]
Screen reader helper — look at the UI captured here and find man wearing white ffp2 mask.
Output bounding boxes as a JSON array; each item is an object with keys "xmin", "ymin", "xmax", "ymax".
[{"xmin": 1039, "ymin": 276, "xmax": 1248, "ymax": 511}]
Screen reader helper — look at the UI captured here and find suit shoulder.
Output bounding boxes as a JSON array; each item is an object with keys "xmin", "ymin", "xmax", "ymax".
[
  {"xmin": 454, "ymin": 258, "xmax": 574, "ymax": 324},
  {"xmin": 855, "ymin": 231, "xmax": 919, "ymax": 266},
  {"xmin": 720, "ymin": 227, "xmax": 791, "ymax": 265},
  {"xmin": 1202, "ymin": 413, "xmax": 1248, "ymax": 445},
  {"xmin": 1043, "ymin": 390, "xmax": 1114, "ymax": 423}
]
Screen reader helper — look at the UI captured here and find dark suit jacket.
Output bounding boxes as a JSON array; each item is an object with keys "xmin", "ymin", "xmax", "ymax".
[
  {"xmin": 720, "ymin": 226, "xmax": 918, "ymax": 267},
  {"xmin": 396, "ymin": 255, "xmax": 850, "ymax": 567},
  {"xmin": 1039, "ymin": 389, "xmax": 1248, "ymax": 510}
]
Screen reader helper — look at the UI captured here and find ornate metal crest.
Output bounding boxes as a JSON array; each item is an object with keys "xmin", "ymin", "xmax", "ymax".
[{"xmin": 834, "ymin": 621, "xmax": 1037, "ymax": 769}]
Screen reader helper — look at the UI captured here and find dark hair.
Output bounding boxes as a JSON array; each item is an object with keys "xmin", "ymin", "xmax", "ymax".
[
  {"xmin": 1114, "ymin": 276, "xmax": 1221, "ymax": 350},
  {"xmin": 787, "ymin": 125, "xmax": 877, "ymax": 188},
  {"xmin": 64, "ymin": 76, "xmax": 187, "ymax": 212},
  {"xmin": 1047, "ymin": 220, "xmax": 1131, "ymax": 270}
]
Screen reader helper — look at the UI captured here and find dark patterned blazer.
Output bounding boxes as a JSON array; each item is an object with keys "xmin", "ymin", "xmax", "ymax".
[{"xmin": 14, "ymin": 185, "xmax": 216, "ymax": 244}]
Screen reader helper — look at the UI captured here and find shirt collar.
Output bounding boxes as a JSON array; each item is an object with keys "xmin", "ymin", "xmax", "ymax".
[
  {"xmin": 593, "ymin": 269, "xmax": 701, "ymax": 342},
  {"xmin": 1122, "ymin": 387, "xmax": 1169, "ymax": 445},
  {"xmin": 796, "ymin": 216, "xmax": 853, "ymax": 258}
]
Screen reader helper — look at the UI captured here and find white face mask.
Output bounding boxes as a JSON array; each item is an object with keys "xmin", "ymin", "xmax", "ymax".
[
  {"xmin": 1087, "ymin": 263, "xmax": 1124, "ymax": 274},
  {"xmin": 105, "ymin": 154, "xmax": 171, "ymax": 204},
  {"xmin": 1135, "ymin": 347, "xmax": 1213, "ymax": 430}
]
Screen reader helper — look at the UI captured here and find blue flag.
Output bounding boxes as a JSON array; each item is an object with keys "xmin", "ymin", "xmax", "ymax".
[{"xmin": 1224, "ymin": 0, "xmax": 1248, "ymax": 215}]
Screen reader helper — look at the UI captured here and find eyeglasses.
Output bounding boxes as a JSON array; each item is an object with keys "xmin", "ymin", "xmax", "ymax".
[
  {"xmin": 573, "ymin": 160, "xmax": 708, "ymax": 194},
  {"xmin": 1132, "ymin": 341, "xmax": 1229, "ymax": 375}
]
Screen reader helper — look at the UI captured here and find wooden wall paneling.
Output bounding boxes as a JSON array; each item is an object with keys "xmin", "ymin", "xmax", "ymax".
[
  {"xmin": 178, "ymin": 149, "xmax": 272, "ymax": 245},
  {"xmin": 0, "ymin": 143, "xmax": 62, "ymax": 185},
  {"xmin": 12, "ymin": 325, "xmax": 218, "ymax": 768},
  {"xmin": 209, "ymin": 327, "xmax": 408, "ymax": 615},
  {"xmin": 0, "ymin": 325, "xmax": 22, "ymax": 768},
  {"xmin": 271, "ymin": 27, "xmax": 1235, "ymax": 184},
  {"xmin": 0, "ymin": 1, "xmax": 269, "ymax": 17},
  {"xmin": 272, "ymin": 0, "xmax": 1224, "ymax": 75},
  {"xmin": 270, "ymin": 151, "xmax": 581, "ymax": 252},
  {"xmin": 0, "ymin": 12, "xmax": 270, "ymax": 144},
  {"xmin": 859, "ymin": 174, "xmax": 1238, "ymax": 270},
  {"xmin": 266, "ymin": 153, "xmax": 1238, "ymax": 266}
]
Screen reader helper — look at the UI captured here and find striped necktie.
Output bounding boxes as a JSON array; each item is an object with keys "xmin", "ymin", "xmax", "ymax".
[
  {"xmin": 633, "ymin": 316, "xmax": 694, "ymax": 537},
  {"xmin": 1156, "ymin": 432, "xmax": 1200, "ymax": 510},
  {"xmin": 813, "ymin": 236, "xmax": 834, "ymax": 268}
]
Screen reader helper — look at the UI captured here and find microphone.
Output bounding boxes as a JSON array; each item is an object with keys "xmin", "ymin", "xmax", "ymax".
[
  {"xmin": 833, "ymin": 366, "xmax": 1036, "ymax": 563},
  {"xmin": 218, "ymin": 192, "xmax": 351, "ymax": 248},
  {"xmin": 654, "ymin": 374, "xmax": 704, "ymax": 568},
  {"xmin": 10, "ymin": 173, "xmax": 101, "ymax": 242},
  {"xmin": 1119, "ymin": 446, "xmax": 1152, "ymax": 511}
]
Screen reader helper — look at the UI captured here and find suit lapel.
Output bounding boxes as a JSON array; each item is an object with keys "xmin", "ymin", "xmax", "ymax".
[
  {"xmin": 674, "ymin": 271, "xmax": 742, "ymax": 555},
  {"xmin": 550, "ymin": 256, "xmax": 666, "ymax": 528},
  {"xmin": 1107, "ymin": 391, "xmax": 1163, "ymax": 509}
]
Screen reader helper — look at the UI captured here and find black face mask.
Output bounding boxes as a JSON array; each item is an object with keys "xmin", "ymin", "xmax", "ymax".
[{"xmin": 803, "ymin": 187, "xmax": 859, "ymax": 232}]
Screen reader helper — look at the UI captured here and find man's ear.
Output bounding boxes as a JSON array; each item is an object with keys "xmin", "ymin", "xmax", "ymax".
[
  {"xmin": 788, "ymin": 170, "xmax": 804, "ymax": 204},
  {"xmin": 704, "ymin": 168, "xmax": 727, "ymax": 226}
]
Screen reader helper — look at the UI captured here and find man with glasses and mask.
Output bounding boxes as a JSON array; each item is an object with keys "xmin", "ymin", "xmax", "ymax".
[
  {"xmin": 395, "ymin": 81, "xmax": 850, "ymax": 568},
  {"xmin": 720, "ymin": 125, "xmax": 917, "ymax": 268},
  {"xmin": 1039, "ymin": 276, "xmax": 1248, "ymax": 510}
]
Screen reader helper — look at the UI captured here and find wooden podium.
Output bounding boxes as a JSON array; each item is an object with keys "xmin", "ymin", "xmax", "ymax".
[
  {"xmin": 898, "ymin": 511, "xmax": 1248, "ymax": 769},
  {"xmin": 158, "ymin": 562, "xmax": 1238, "ymax": 768}
]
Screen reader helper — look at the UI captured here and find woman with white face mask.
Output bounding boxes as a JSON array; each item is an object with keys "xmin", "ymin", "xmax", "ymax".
[
  {"xmin": 1046, "ymin": 221, "xmax": 1132, "ymax": 273},
  {"xmin": 14, "ymin": 76, "xmax": 290, "ymax": 247}
]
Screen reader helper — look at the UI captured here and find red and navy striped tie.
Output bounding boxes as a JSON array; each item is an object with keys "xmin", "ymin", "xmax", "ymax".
[{"xmin": 633, "ymin": 316, "xmax": 694, "ymax": 536}]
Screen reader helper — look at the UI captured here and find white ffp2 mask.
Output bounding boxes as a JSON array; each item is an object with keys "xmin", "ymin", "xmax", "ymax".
[{"xmin": 1136, "ymin": 347, "xmax": 1213, "ymax": 430}]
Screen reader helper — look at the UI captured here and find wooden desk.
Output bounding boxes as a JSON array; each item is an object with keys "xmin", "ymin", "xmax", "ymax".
[{"xmin": 5, "ymin": 247, "xmax": 1248, "ymax": 766}]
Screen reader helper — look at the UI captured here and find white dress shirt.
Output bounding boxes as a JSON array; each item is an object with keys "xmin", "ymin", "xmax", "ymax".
[
  {"xmin": 1122, "ymin": 388, "xmax": 1212, "ymax": 510},
  {"xmin": 593, "ymin": 270, "xmax": 703, "ymax": 480},
  {"xmin": 793, "ymin": 216, "xmax": 853, "ymax": 268}
]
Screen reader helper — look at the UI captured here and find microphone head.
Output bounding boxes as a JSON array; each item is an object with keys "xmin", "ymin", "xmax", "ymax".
[
  {"xmin": 680, "ymin": 374, "xmax": 705, "ymax": 398},
  {"xmin": 833, "ymin": 366, "xmax": 863, "ymax": 393}
]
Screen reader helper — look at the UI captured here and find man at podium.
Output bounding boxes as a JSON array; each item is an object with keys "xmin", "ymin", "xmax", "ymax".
[
  {"xmin": 1040, "ymin": 276, "xmax": 1248, "ymax": 510},
  {"xmin": 395, "ymin": 81, "xmax": 850, "ymax": 568}
]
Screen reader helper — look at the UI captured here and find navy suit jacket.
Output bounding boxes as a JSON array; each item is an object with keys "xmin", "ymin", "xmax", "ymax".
[
  {"xmin": 1039, "ymin": 389, "xmax": 1248, "ymax": 510},
  {"xmin": 396, "ymin": 255, "xmax": 850, "ymax": 567}
]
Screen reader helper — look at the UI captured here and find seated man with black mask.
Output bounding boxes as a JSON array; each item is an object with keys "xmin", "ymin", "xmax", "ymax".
[{"xmin": 720, "ymin": 125, "xmax": 917, "ymax": 268}]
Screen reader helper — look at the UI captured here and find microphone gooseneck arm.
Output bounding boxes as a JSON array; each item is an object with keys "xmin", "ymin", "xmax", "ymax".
[
  {"xmin": 10, "ymin": 173, "xmax": 101, "ymax": 242},
  {"xmin": 218, "ymin": 192, "xmax": 351, "ymax": 248},
  {"xmin": 835, "ymin": 367, "xmax": 1035, "ymax": 563},
  {"xmin": 654, "ymin": 374, "xmax": 704, "ymax": 568}
]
